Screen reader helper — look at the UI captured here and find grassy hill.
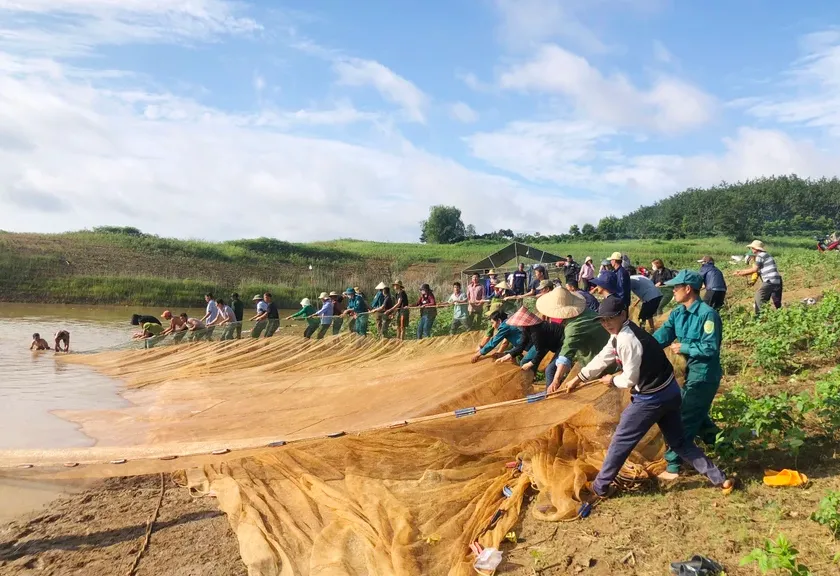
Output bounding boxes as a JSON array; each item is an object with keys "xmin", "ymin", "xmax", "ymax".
[{"xmin": 0, "ymin": 229, "xmax": 830, "ymax": 307}]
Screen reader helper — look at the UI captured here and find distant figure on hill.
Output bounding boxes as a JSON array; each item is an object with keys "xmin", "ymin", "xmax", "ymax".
[
  {"xmin": 30, "ymin": 333, "xmax": 50, "ymax": 350},
  {"xmin": 54, "ymin": 330, "xmax": 70, "ymax": 352}
]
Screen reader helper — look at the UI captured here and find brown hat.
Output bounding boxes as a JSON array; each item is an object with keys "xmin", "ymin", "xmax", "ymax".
[
  {"xmin": 535, "ymin": 286, "xmax": 586, "ymax": 319},
  {"xmin": 507, "ymin": 307, "xmax": 543, "ymax": 327},
  {"xmin": 392, "ymin": 280, "xmax": 404, "ymax": 289}
]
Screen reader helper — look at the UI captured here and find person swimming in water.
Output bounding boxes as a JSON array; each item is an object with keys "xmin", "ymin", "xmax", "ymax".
[
  {"xmin": 30, "ymin": 333, "xmax": 50, "ymax": 350},
  {"xmin": 54, "ymin": 330, "xmax": 70, "ymax": 352}
]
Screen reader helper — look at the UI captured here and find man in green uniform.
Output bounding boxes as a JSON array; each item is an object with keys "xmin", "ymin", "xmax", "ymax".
[
  {"xmin": 653, "ymin": 270, "xmax": 723, "ymax": 479},
  {"xmin": 536, "ymin": 286, "xmax": 610, "ymax": 393}
]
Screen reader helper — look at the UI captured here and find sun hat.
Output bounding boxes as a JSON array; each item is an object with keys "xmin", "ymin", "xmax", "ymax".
[
  {"xmin": 300, "ymin": 298, "xmax": 311, "ymax": 307},
  {"xmin": 318, "ymin": 292, "xmax": 329, "ymax": 300},
  {"xmin": 329, "ymin": 291, "xmax": 339, "ymax": 297},
  {"xmin": 747, "ymin": 240, "xmax": 766, "ymax": 251},
  {"xmin": 161, "ymin": 310, "xmax": 172, "ymax": 319},
  {"xmin": 585, "ymin": 256, "xmax": 593, "ymax": 262},
  {"xmin": 609, "ymin": 251, "xmax": 623, "ymax": 261},
  {"xmin": 252, "ymin": 294, "xmax": 263, "ymax": 301},
  {"xmin": 507, "ymin": 307, "xmax": 543, "ymax": 327},
  {"xmin": 494, "ymin": 281, "xmax": 510, "ymax": 291},
  {"xmin": 535, "ymin": 286, "xmax": 586, "ymax": 319},
  {"xmin": 597, "ymin": 295, "xmax": 626, "ymax": 319},
  {"xmin": 600, "ymin": 259, "xmax": 610, "ymax": 267},
  {"xmin": 392, "ymin": 280, "xmax": 404, "ymax": 289},
  {"xmin": 344, "ymin": 287, "xmax": 356, "ymax": 295},
  {"xmin": 488, "ymin": 269, "xmax": 497, "ymax": 275},
  {"xmin": 664, "ymin": 270, "xmax": 703, "ymax": 290},
  {"xmin": 375, "ymin": 281, "xmax": 387, "ymax": 290},
  {"xmin": 589, "ymin": 271, "xmax": 619, "ymax": 294},
  {"xmin": 538, "ymin": 279, "xmax": 554, "ymax": 290}
]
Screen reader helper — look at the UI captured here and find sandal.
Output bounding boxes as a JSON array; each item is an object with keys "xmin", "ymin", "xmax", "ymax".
[{"xmin": 670, "ymin": 554, "xmax": 723, "ymax": 575}]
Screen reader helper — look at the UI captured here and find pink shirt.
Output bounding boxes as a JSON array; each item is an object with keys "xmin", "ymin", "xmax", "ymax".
[{"xmin": 467, "ymin": 283, "xmax": 485, "ymax": 304}]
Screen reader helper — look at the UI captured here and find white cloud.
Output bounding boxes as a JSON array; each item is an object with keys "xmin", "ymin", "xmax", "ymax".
[
  {"xmin": 253, "ymin": 73, "xmax": 265, "ymax": 93},
  {"xmin": 466, "ymin": 119, "xmax": 616, "ymax": 184},
  {"xmin": 494, "ymin": 0, "xmax": 608, "ymax": 53},
  {"xmin": 0, "ymin": 0, "xmax": 260, "ymax": 54},
  {"xmin": 0, "ymin": 53, "xmax": 594, "ymax": 240},
  {"xmin": 600, "ymin": 128, "xmax": 837, "ymax": 202},
  {"xmin": 743, "ymin": 29, "xmax": 840, "ymax": 135},
  {"xmin": 333, "ymin": 57, "xmax": 428, "ymax": 123},
  {"xmin": 498, "ymin": 44, "xmax": 716, "ymax": 133},
  {"xmin": 449, "ymin": 102, "xmax": 479, "ymax": 123}
]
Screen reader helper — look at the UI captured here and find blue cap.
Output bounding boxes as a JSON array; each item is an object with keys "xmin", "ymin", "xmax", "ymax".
[
  {"xmin": 589, "ymin": 271, "xmax": 619, "ymax": 294},
  {"xmin": 664, "ymin": 269, "xmax": 703, "ymax": 290}
]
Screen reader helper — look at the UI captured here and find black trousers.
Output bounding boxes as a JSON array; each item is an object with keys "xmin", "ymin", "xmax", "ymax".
[{"xmin": 703, "ymin": 290, "xmax": 726, "ymax": 310}]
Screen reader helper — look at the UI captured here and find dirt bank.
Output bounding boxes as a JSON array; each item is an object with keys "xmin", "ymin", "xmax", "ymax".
[
  {"xmin": 0, "ymin": 475, "xmax": 245, "ymax": 576},
  {"xmin": 3, "ymin": 461, "xmax": 840, "ymax": 575}
]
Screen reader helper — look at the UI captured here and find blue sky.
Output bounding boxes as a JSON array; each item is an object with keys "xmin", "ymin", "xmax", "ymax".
[{"xmin": 1, "ymin": 0, "xmax": 839, "ymax": 241}]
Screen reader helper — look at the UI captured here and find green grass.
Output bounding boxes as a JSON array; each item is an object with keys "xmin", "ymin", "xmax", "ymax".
[{"xmin": 0, "ymin": 230, "xmax": 833, "ymax": 306}]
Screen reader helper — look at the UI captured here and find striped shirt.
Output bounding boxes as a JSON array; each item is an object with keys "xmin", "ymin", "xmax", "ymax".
[{"xmin": 755, "ymin": 251, "xmax": 781, "ymax": 284}]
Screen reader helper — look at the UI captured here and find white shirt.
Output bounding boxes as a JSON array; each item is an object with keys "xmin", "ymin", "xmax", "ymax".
[
  {"xmin": 220, "ymin": 305, "xmax": 236, "ymax": 323},
  {"xmin": 578, "ymin": 323, "xmax": 641, "ymax": 391},
  {"xmin": 205, "ymin": 300, "xmax": 218, "ymax": 323}
]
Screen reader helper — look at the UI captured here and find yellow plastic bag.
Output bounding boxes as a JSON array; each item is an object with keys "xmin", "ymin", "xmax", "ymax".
[{"xmin": 763, "ymin": 469, "xmax": 809, "ymax": 487}]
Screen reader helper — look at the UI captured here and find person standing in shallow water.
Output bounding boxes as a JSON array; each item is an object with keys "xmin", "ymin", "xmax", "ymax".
[
  {"xmin": 54, "ymin": 330, "xmax": 70, "ymax": 352},
  {"xmin": 30, "ymin": 333, "xmax": 50, "ymax": 350}
]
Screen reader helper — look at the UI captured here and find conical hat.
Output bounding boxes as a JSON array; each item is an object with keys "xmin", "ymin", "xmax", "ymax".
[
  {"xmin": 536, "ymin": 286, "xmax": 586, "ymax": 319},
  {"xmin": 507, "ymin": 307, "xmax": 543, "ymax": 327},
  {"xmin": 494, "ymin": 281, "xmax": 510, "ymax": 290},
  {"xmin": 375, "ymin": 282, "xmax": 387, "ymax": 290}
]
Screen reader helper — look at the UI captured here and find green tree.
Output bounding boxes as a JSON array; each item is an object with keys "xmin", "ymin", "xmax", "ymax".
[
  {"xmin": 569, "ymin": 224, "xmax": 581, "ymax": 236},
  {"xmin": 581, "ymin": 223, "xmax": 596, "ymax": 237},
  {"xmin": 420, "ymin": 206, "xmax": 467, "ymax": 244}
]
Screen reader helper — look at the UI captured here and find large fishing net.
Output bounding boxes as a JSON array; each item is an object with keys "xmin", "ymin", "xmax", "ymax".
[{"xmin": 0, "ymin": 334, "xmax": 667, "ymax": 575}]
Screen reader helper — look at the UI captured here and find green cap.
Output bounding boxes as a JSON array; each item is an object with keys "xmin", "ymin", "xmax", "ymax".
[{"xmin": 664, "ymin": 269, "xmax": 703, "ymax": 290}]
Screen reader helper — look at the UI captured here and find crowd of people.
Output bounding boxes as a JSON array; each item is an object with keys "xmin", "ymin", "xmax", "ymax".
[
  {"xmin": 29, "ymin": 240, "xmax": 788, "ymax": 513},
  {"xmin": 466, "ymin": 239, "xmax": 784, "ymax": 507}
]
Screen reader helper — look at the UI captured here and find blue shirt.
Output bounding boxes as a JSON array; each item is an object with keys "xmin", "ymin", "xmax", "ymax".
[
  {"xmin": 315, "ymin": 300, "xmax": 334, "ymax": 325},
  {"xmin": 630, "ymin": 275, "xmax": 662, "ymax": 303},
  {"xmin": 480, "ymin": 321, "xmax": 523, "ymax": 356},
  {"xmin": 615, "ymin": 266, "xmax": 632, "ymax": 309},
  {"xmin": 577, "ymin": 289, "xmax": 600, "ymax": 312},
  {"xmin": 370, "ymin": 291, "xmax": 385, "ymax": 308},
  {"xmin": 700, "ymin": 263, "xmax": 727, "ymax": 292}
]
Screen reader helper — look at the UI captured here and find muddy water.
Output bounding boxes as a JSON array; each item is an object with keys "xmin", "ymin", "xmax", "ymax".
[{"xmin": 0, "ymin": 303, "xmax": 302, "ymax": 451}]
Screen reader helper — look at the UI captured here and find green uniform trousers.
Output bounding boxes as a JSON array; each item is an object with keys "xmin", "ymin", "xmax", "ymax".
[{"xmin": 665, "ymin": 378, "xmax": 721, "ymax": 473}]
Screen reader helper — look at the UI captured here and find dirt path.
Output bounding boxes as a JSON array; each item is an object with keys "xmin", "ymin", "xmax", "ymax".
[{"xmin": 0, "ymin": 475, "xmax": 245, "ymax": 576}]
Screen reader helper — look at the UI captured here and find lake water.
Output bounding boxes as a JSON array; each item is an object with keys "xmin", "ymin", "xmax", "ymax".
[{"xmin": 0, "ymin": 303, "xmax": 297, "ymax": 451}]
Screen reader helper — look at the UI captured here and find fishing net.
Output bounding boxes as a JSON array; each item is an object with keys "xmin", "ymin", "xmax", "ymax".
[{"xmin": 0, "ymin": 334, "xmax": 667, "ymax": 576}]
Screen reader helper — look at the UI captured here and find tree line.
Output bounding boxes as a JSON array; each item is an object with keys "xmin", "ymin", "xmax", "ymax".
[{"xmin": 420, "ymin": 175, "xmax": 840, "ymax": 244}]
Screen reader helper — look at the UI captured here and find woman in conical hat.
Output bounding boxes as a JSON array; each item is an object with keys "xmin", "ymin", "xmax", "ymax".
[
  {"xmin": 495, "ymin": 307, "xmax": 566, "ymax": 382},
  {"xmin": 369, "ymin": 282, "xmax": 394, "ymax": 338},
  {"xmin": 536, "ymin": 286, "xmax": 610, "ymax": 393}
]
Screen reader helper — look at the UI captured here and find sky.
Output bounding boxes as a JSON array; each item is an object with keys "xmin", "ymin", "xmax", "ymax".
[{"xmin": 2, "ymin": 1, "xmax": 840, "ymax": 242}]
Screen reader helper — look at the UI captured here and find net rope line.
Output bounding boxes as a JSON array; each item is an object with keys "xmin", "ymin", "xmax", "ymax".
[
  {"xmin": 293, "ymin": 294, "xmax": 544, "ymax": 320},
  {"xmin": 1, "ymin": 381, "xmax": 605, "ymax": 472},
  {"xmin": 77, "ymin": 295, "xmax": 546, "ymax": 354}
]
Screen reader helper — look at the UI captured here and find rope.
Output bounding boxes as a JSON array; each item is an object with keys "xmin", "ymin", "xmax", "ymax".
[{"xmin": 126, "ymin": 473, "xmax": 165, "ymax": 576}]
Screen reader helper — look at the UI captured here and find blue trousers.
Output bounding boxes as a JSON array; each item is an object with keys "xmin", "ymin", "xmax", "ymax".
[
  {"xmin": 417, "ymin": 314, "xmax": 436, "ymax": 339},
  {"xmin": 593, "ymin": 381, "xmax": 726, "ymax": 496}
]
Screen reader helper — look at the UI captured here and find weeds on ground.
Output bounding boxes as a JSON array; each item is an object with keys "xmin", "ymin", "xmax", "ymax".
[
  {"xmin": 811, "ymin": 491, "xmax": 840, "ymax": 539},
  {"xmin": 740, "ymin": 534, "xmax": 812, "ymax": 575}
]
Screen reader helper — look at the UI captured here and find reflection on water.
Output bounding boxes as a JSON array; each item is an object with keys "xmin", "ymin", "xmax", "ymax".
[{"xmin": 0, "ymin": 303, "xmax": 201, "ymax": 450}]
